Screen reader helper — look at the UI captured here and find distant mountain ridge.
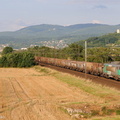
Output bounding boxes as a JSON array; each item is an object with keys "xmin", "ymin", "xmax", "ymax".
[{"xmin": 0, "ymin": 23, "xmax": 120, "ymax": 48}]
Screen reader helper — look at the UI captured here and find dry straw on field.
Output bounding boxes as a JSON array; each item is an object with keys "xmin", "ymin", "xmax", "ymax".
[
  {"xmin": 34, "ymin": 66, "xmax": 120, "ymax": 120},
  {"xmin": 0, "ymin": 67, "xmax": 119, "ymax": 120}
]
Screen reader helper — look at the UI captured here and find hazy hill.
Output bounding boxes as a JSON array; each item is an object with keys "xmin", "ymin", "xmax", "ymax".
[{"xmin": 0, "ymin": 23, "xmax": 120, "ymax": 48}]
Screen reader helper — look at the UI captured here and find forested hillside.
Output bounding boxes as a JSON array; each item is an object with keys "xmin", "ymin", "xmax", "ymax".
[
  {"xmin": 0, "ymin": 23, "xmax": 120, "ymax": 48},
  {"xmin": 76, "ymin": 33, "xmax": 120, "ymax": 47}
]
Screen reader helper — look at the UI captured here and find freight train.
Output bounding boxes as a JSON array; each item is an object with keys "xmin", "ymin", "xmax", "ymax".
[{"xmin": 35, "ymin": 56, "xmax": 120, "ymax": 81}]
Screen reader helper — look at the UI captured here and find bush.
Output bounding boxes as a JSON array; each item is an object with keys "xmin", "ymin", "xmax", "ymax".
[{"xmin": 0, "ymin": 52, "xmax": 35, "ymax": 68}]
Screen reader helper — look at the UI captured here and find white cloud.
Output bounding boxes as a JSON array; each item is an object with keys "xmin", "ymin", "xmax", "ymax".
[
  {"xmin": 92, "ymin": 20, "xmax": 102, "ymax": 24},
  {"xmin": 15, "ymin": 19, "xmax": 31, "ymax": 27},
  {"xmin": 0, "ymin": 19, "xmax": 32, "ymax": 32},
  {"xmin": 8, "ymin": 24, "xmax": 25, "ymax": 31}
]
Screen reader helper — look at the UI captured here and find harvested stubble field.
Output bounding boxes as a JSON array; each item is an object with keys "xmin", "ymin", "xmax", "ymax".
[{"xmin": 0, "ymin": 66, "xmax": 120, "ymax": 120}]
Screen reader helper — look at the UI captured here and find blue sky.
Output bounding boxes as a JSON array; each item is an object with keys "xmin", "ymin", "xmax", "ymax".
[{"xmin": 0, "ymin": 0, "xmax": 120, "ymax": 31}]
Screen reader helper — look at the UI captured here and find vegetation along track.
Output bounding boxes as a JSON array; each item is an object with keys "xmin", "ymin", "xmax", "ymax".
[{"xmin": 40, "ymin": 63, "xmax": 120, "ymax": 90}]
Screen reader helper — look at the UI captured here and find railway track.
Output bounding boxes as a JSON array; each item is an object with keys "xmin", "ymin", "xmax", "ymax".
[{"xmin": 40, "ymin": 63, "xmax": 120, "ymax": 90}]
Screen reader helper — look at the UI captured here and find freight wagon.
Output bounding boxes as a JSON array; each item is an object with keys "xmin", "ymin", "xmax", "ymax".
[{"xmin": 35, "ymin": 56, "xmax": 120, "ymax": 81}]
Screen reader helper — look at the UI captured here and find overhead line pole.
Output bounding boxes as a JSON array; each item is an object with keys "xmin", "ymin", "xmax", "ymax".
[{"xmin": 85, "ymin": 41, "xmax": 87, "ymax": 78}]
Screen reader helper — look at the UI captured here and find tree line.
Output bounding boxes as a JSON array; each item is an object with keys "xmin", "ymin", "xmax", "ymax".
[
  {"xmin": 0, "ymin": 44, "xmax": 120, "ymax": 68},
  {"xmin": 0, "ymin": 47, "xmax": 35, "ymax": 67},
  {"xmin": 28, "ymin": 44, "xmax": 120, "ymax": 63}
]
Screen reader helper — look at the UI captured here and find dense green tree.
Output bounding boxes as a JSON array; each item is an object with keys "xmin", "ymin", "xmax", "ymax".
[
  {"xmin": 2, "ymin": 47, "xmax": 13, "ymax": 55},
  {"xmin": 0, "ymin": 52, "xmax": 35, "ymax": 68},
  {"xmin": 65, "ymin": 43, "xmax": 83, "ymax": 60},
  {"xmin": 28, "ymin": 46, "xmax": 57, "ymax": 58},
  {"xmin": 19, "ymin": 52, "xmax": 35, "ymax": 67},
  {"xmin": 0, "ymin": 56, "xmax": 7, "ymax": 67},
  {"xmin": 83, "ymin": 47, "xmax": 114, "ymax": 63}
]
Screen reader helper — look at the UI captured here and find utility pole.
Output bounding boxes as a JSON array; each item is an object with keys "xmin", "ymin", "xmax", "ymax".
[{"xmin": 85, "ymin": 41, "xmax": 87, "ymax": 78}]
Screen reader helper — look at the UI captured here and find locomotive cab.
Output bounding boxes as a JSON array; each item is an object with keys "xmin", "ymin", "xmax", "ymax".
[{"xmin": 103, "ymin": 63, "xmax": 120, "ymax": 80}]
